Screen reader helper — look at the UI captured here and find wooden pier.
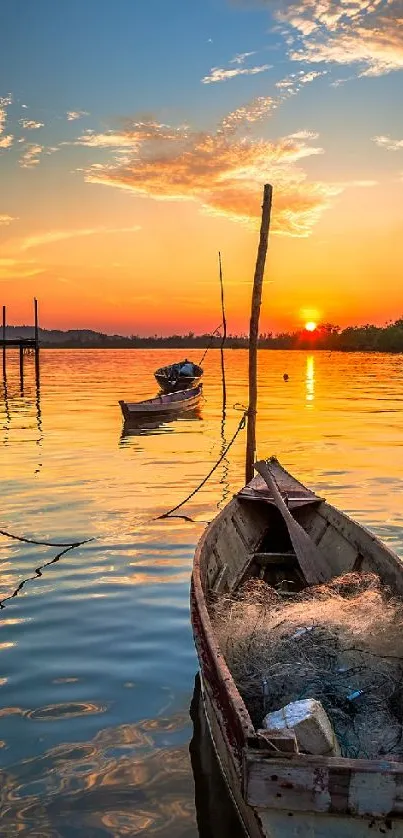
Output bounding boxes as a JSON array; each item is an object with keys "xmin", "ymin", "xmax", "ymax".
[{"xmin": 1, "ymin": 298, "xmax": 40, "ymax": 389}]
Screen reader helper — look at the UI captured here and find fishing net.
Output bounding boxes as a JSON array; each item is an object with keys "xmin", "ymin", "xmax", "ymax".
[{"xmin": 211, "ymin": 572, "xmax": 403, "ymax": 759}]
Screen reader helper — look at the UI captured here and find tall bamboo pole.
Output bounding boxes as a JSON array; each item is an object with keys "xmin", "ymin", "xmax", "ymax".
[
  {"xmin": 218, "ymin": 251, "xmax": 227, "ymax": 346},
  {"xmin": 245, "ymin": 184, "xmax": 273, "ymax": 484}
]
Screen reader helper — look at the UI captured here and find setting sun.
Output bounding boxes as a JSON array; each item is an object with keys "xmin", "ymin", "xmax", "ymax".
[{"xmin": 305, "ymin": 321, "xmax": 317, "ymax": 332}]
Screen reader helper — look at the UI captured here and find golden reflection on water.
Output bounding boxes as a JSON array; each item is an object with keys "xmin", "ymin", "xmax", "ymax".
[
  {"xmin": 0, "ymin": 712, "xmax": 197, "ymax": 837},
  {"xmin": 0, "ymin": 348, "xmax": 403, "ymax": 836},
  {"xmin": 0, "ymin": 690, "xmax": 238, "ymax": 837},
  {"xmin": 305, "ymin": 354, "xmax": 315, "ymax": 405},
  {"xmin": 2, "ymin": 348, "xmax": 403, "ymax": 532}
]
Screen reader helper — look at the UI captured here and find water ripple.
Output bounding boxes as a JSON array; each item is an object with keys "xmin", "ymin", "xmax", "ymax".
[{"xmin": 0, "ymin": 348, "xmax": 402, "ymax": 835}]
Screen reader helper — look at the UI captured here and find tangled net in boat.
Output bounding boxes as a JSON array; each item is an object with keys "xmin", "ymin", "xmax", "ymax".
[{"xmin": 211, "ymin": 572, "xmax": 403, "ymax": 760}]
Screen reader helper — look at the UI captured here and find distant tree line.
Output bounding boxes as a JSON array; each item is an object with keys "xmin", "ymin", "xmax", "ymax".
[
  {"xmin": 259, "ymin": 319, "xmax": 403, "ymax": 353},
  {"xmin": 6, "ymin": 319, "xmax": 403, "ymax": 352}
]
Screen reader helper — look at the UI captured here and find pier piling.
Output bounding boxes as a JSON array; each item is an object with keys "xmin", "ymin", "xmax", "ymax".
[{"xmin": 0, "ymin": 298, "xmax": 41, "ymax": 386}]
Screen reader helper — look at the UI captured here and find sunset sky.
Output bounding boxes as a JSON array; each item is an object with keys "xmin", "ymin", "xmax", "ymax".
[{"xmin": 0, "ymin": 0, "xmax": 402, "ymax": 335}]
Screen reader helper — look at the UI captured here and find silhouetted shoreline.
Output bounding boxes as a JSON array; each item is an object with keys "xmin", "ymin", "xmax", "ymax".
[{"xmin": 4, "ymin": 319, "xmax": 403, "ymax": 352}]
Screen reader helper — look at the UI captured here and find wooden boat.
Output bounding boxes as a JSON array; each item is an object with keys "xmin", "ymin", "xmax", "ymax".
[
  {"xmin": 191, "ymin": 456, "xmax": 403, "ymax": 838},
  {"xmin": 154, "ymin": 360, "xmax": 203, "ymax": 393},
  {"xmin": 119, "ymin": 383, "xmax": 202, "ymax": 421}
]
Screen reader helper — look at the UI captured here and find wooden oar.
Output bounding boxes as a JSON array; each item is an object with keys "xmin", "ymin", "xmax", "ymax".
[{"xmin": 254, "ymin": 459, "xmax": 330, "ymax": 584}]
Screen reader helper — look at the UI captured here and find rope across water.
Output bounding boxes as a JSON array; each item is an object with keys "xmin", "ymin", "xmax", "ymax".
[
  {"xmin": 156, "ymin": 409, "xmax": 247, "ymax": 520},
  {"xmin": 0, "ymin": 407, "xmax": 248, "ymax": 605}
]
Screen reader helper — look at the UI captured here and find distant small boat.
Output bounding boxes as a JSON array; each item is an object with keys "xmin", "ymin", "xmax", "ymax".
[
  {"xmin": 119, "ymin": 383, "xmax": 202, "ymax": 421},
  {"xmin": 154, "ymin": 360, "xmax": 203, "ymax": 393}
]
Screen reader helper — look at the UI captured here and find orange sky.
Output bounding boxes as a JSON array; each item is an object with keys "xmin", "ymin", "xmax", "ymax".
[
  {"xmin": 1, "ymin": 0, "xmax": 402, "ymax": 335},
  {"xmin": 2, "ymin": 188, "xmax": 402, "ymax": 335}
]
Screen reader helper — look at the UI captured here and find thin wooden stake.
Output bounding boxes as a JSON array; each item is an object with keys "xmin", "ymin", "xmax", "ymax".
[
  {"xmin": 245, "ymin": 184, "xmax": 273, "ymax": 484},
  {"xmin": 218, "ymin": 251, "xmax": 227, "ymax": 413},
  {"xmin": 34, "ymin": 297, "xmax": 39, "ymax": 347},
  {"xmin": 2, "ymin": 305, "xmax": 5, "ymax": 376},
  {"xmin": 19, "ymin": 344, "xmax": 24, "ymax": 393},
  {"xmin": 34, "ymin": 297, "xmax": 40, "ymax": 383},
  {"xmin": 218, "ymin": 252, "xmax": 227, "ymax": 346}
]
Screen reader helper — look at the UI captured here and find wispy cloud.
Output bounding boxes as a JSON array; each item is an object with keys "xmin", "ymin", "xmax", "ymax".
[
  {"xmin": 19, "ymin": 143, "xmax": 44, "ymax": 168},
  {"xmin": 71, "ymin": 130, "xmax": 140, "ymax": 149},
  {"xmin": 202, "ymin": 63, "xmax": 272, "ymax": 84},
  {"xmin": 70, "ymin": 122, "xmax": 189, "ymax": 152},
  {"xmin": 230, "ymin": 51, "xmax": 257, "ymax": 64},
  {"xmin": 0, "ymin": 135, "xmax": 13, "ymax": 149},
  {"xmin": 66, "ymin": 110, "xmax": 89, "ymax": 121},
  {"xmin": 219, "ymin": 96, "xmax": 277, "ymax": 132},
  {"xmin": 20, "ymin": 225, "xmax": 141, "ymax": 251},
  {"xmin": 18, "ymin": 119, "xmax": 44, "ymax": 130},
  {"xmin": 0, "ymin": 94, "xmax": 12, "ymax": 134},
  {"xmin": 0, "ymin": 214, "xmax": 17, "ymax": 227},
  {"xmin": 80, "ymin": 111, "xmax": 345, "ymax": 237},
  {"xmin": 0, "ymin": 258, "xmax": 43, "ymax": 281},
  {"xmin": 0, "ymin": 94, "xmax": 13, "ymax": 148},
  {"xmin": 275, "ymin": 69, "xmax": 327, "ymax": 94},
  {"xmin": 270, "ymin": 0, "xmax": 403, "ymax": 77},
  {"xmin": 373, "ymin": 135, "xmax": 403, "ymax": 151},
  {"xmin": 287, "ymin": 130, "xmax": 319, "ymax": 140}
]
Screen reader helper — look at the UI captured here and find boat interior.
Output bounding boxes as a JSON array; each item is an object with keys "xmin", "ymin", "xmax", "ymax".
[{"xmin": 201, "ymin": 461, "xmax": 403, "ymax": 604}]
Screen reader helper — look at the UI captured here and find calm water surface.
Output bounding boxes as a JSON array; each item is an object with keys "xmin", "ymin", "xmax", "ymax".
[{"xmin": 0, "ymin": 349, "xmax": 403, "ymax": 836}]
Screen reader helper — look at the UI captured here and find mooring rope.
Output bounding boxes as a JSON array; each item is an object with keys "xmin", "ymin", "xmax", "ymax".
[
  {"xmin": 156, "ymin": 409, "xmax": 247, "ymax": 520},
  {"xmin": 0, "ymin": 407, "xmax": 248, "ymax": 554},
  {"xmin": 0, "ymin": 530, "xmax": 94, "ymax": 549},
  {"xmin": 0, "ymin": 545, "xmax": 75, "ymax": 609},
  {"xmin": 198, "ymin": 323, "xmax": 222, "ymax": 366}
]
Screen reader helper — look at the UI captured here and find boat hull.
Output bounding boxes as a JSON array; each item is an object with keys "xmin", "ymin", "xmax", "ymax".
[
  {"xmin": 155, "ymin": 373, "xmax": 202, "ymax": 393},
  {"xmin": 190, "ymin": 673, "xmax": 246, "ymax": 838},
  {"xmin": 119, "ymin": 383, "xmax": 202, "ymax": 421},
  {"xmin": 154, "ymin": 361, "xmax": 203, "ymax": 393},
  {"xmin": 197, "ymin": 656, "xmax": 403, "ymax": 838},
  {"xmin": 191, "ymin": 459, "xmax": 403, "ymax": 837}
]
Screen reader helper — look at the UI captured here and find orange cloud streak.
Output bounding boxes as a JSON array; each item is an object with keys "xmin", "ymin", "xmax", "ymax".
[{"xmin": 80, "ymin": 116, "xmax": 341, "ymax": 237}]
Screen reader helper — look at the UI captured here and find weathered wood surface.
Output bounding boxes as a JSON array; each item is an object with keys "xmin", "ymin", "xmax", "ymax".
[
  {"xmin": 239, "ymin": 457, "xmax": 321, "ymax": 510},
  {"xmin": 200, "ymin": 675, "xmax": 265, "ymax": 838},
  {"xmin": 257, "ymin": 729, "xmax": 299, "ymax": 754},
  {"xmin": 245, "ymin": 751, "xmax": 403, "ymax": 818},
  {"xmin": 192, "ymin": 496, "xmax": 264, "ymax": 752},
  {"xmin": 247, "ymin": 455, "xmax": 319, "ymax": 498},
  {"xmin": 253, "ymin": 552, "xmax": 296, "ymax": 566},
  {"xmin": 254, "ymin": 459, "xmax": 332, "ymax": 584},
  {"xmin": 296, "ymin": 500, "xmax": 403, "ymax": 594},
  {"xmin": 259, "ymin": 809, "xmax": 403, "ymax": 838}
]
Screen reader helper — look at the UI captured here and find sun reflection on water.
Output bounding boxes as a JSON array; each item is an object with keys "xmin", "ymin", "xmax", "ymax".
[{"xmin": 305, "ymin": 354, "xmax": 315, "ymax": 405}]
